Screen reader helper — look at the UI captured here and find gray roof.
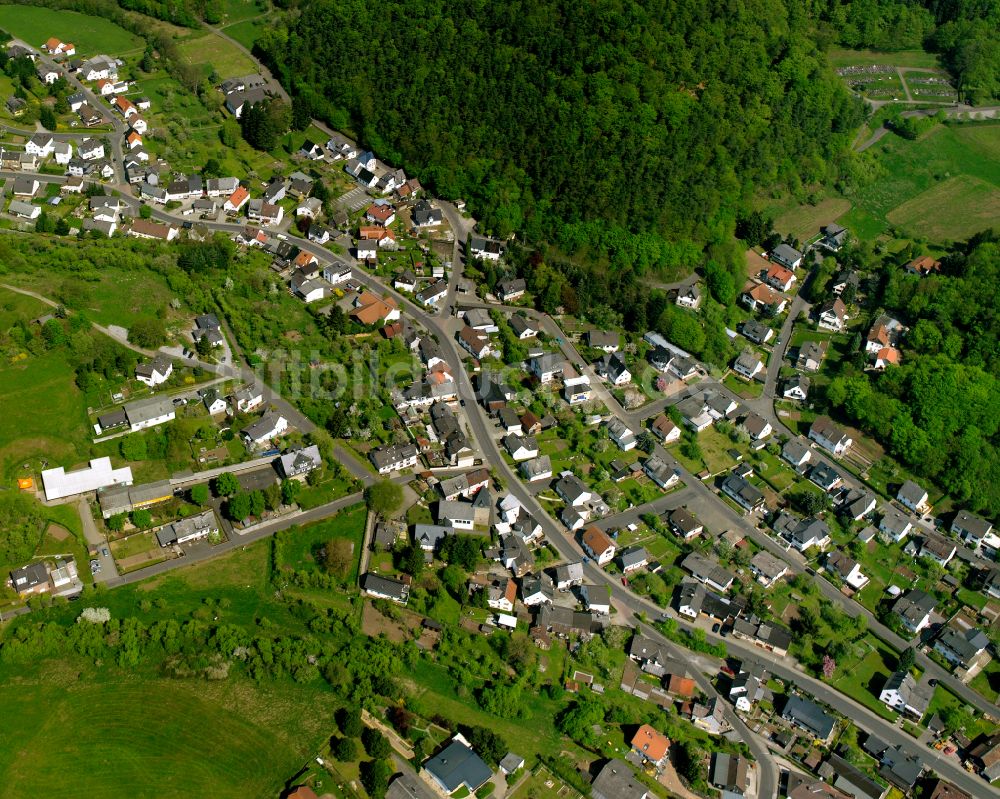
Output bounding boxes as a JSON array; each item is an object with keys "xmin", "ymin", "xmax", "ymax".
[
  {"xmin": 242, "ymin": 412, "xmax": 286, "ymax": 442},
  {"xmin": 620, "ymin": 546, "xmax": 648, "ymax": 570},
  {"xmin": 362, "ymin": 573, "xmax": 409, "ymax": 600},
  {"xmin": 894, "ymin": 590, "xmax": 936, "ymax": 626},
  {"xmin": 276, "ymin": 445, "xmax": 321, "ymax": 478},
  {"xmin": 123, "ymin": 395, "xmax": 173, "ymax": 426},
  {"xmin": 936, "ymin": 624, "xmax": 989, "ymax": 663},
  {"xmin": 898, "ymin": 479, "xmax": 927, "ymax": 506},
  {"xmin": 782, "ymin": 695, "xmax": 836, "ymax": 739},
  {"xmin": 10, "ymin": 561, "xmax": 49, "ymax": 593},
  {"xmin": 782, "ymin": 438, "xmax": 811, "ymax": 465},
  {"xmin": 414, "ymin": 524, "xmax": 454, "ymax": 549},
  {"xmin": 591, "ymin": 759, "xmax": 647, "ymax": 799},
  {"xmin": 772, "ymin": 243, "xmax": 803, "ymax": 265},
  {"xmin": 369, "ymin": 442, "xmax": 418, "ymax": 469},
  {"xmin": 822, "ymin": 754, "xmax": 886, "ymax": 799},
  {"xmin": 953, "ymin": 509, "xmax": 993, "ymax": 539},
  {"xmin": 424, "ymin": 739, "xmax": 492, "ymax": 793}
]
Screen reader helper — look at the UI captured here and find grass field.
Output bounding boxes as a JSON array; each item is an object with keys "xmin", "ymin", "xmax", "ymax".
[
  {"xmin": 222, "ymin": 18, "xmax": 267, "ymax": 51},
  {"xmin": 886, "ymin": 174, "xmax": 1000, "ymax": 241},
  {"xmin": 0, "ymin": 5, "xmax": 143, "ymax": 55},
  {"xmin": 772, "ymin": 197, "xmax": 852, "ymax": 241},
  {"xmin": 279, "ymin": 503, "xmax": 367, "ymax": 583},
  {"xmin": 0, "ymin": 659, "xmax": 338, "ymax": 799},
  {"xmin": 218, "ymin": 0, "xmax": 268, "ymax": 25},
  {"xmin": 177, "ymin": 32, "xmax": 258, "ymax": 80},
  {"xmin": 0, "ymin": 345, "xmax": 90, "ymax": 482},
  {"xmin": 827, "ymin": 48, "xmax": 942, "ymax": 70},
  {"xmin": 842, "ymin": 122, "xmax": 1000, "ymax": 242}
]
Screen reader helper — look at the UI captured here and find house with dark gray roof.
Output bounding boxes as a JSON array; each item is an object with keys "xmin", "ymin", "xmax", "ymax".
[
  {"xmin": 782, "ymin": 695, "xmax": 837, "ymax": 742},
  {"xmin": 934, "ymin": 623, "xmax": 990, "ymax": 670},
  {"xmin": 721, "ymin": 473, "xmax": 765, "ymax": 512},
  {"xmin": 893, "ymin": 589, "xmax": 936, "ymax": 634},
  {"xmin": 424, "ymin": 736, "xmax": 492, "ymax": 794},
  {"xmin": 591, "ymin": 759, "xmax": 648, "ymax": 799},
  {"xmin": 362, "ymin": 573, "xmax": 410, "ymax": 603}
]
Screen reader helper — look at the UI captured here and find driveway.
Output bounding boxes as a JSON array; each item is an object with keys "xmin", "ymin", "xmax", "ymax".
[{"xmin": 77, "ymin": 497, "xmax": 119, "ymax": 582}]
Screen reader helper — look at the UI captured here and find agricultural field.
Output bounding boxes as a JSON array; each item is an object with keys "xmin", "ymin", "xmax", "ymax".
[
  {"xmin": 0, "ymin": 5, "xmax": 143, "ymax": 55},
  {"xmin": 217, "ymin": 0, "xmax": 269, "ymax": 25},
  {"xmin": 772, "ymin": 197, "xmax": 852, "ymax": 242},
  {"xmin": 841, "ymin": 122, "xmax": 1000, "ymax": 243},
  {"xmin": 0, "ymin": 659, "xmax": 338, "ymax": 799}
]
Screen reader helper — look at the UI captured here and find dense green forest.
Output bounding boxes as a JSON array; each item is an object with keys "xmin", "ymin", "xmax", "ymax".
[
  {"xmin": 256, "ymin": 0, "xmax": 862, "ymax": 270},
  {"xmin": 824, "ymin": 232, "xmax": 1000, "ymax": 517},
  {"xmin": 817, "ymin": 0, "xmax": 1000, "ymax": 102}
]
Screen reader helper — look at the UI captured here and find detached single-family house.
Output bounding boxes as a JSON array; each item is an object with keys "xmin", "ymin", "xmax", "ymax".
[
  {"xmin": 620, "ymin": 546, "xmax": 648, "ymax": 574},
  {"xmin": 669, "ymin": 508, "xmax": 703, "ymax": 540},
  {"xmin": 817, "ymin": 298, "xmax": 847, "ymax": 332},
  {"xmin": 934, "ymin": 623, "xmax": 990, "ymax": 670},
  {"xmin": 783, "ymin": 374, "xmax": 810, "ymax": 401},
  {"xmin": 825, "ymin": 551, "xmax": 868, "ymax": 590},
  {"xmin": 369, "ymin": 442, "xmax": 418, "ymax": 474},
  {"xmin": 905, "ymin": 255, "xmax": 941, "ymax": 277},
  {"xmin": 581, "ymin": 525, "xmax": 616, "ymax": 565},
  {"xmin": 766, "ymin": 263, "xmax": 796, "ymax": 292},
  {"xmin": 879, "ymin": 669, "xmax": 932, "ymax": 719},
  {"xmin": 893, "ymin": 589, "xmax": 936, "ymax": 635},
  {"xmin": 529, "ymin": 353, "xmax": 563, "ymax": 384},
  {"xmin": 675, "ymin": 283, "xmax": 702, "ymax": 309},
  {"xmin": 135, "ymin": 354, "xmax": 173, "ymax": 387},
  {"xmin": 809, "ymin": 416, "xmax": 852, "ymax": 456},
  {"xmin": 241, "ymin": 412, "xmax": 289, "ymax": 447},
  {"xmin": 224, "ymin": 186, "xmax": 250, "ymax": 214},
  {"xmin": 750, "ymin": 550, "xmax": 788, "ymax": 588},
  {"xmin": 586, "ymin": 330, "xmax": 619, "ymax": 353},
  {"xmin": 605, "ymin": 418, "xmax": 636, "ymax": 451},
  {"xmin": 797, "ymin": 340, "xmax": 828, "ymax": 372},
  {"xmin": 643, "ymin": 455, "xmax": 679, "ymax": 489},
  {"xmin": 952, "ymin": 510, "xmax": 997, "ymax": 555},
  {"xmin": 630, "ymin": 724, "xmax": 670, "ymax": 769},
  {"xmin": 469, "ymin": 235, "xmax": 503, "ymax": 261},
  {"xmin": 497, "ymin": 278, "xmax": 526, "ymax": 302},
  {"xmin": 879, "ymin": 509, "xmax": 914, "ymax": 543},
  {"xmin": 650, "ymin": 414, "xmax": 681, "ymax": 443},
  {"xmin": 897, "ymin": 479, "xmax": 931, "ymax": 515},
  {"xmin": 595, "ymin": 352, "xmax": 631, "ymax": 385},
  {"xmin": 733, "ymin": 349, "xmax": 764, "ymax": 380},
  {"xmin": 781, "ymin": 438, "xmax": 812, "ymax": 469},
  {"xmin": 721, "ymin": 473, "xmax": 766, "ymax": 513},
  {"xmin": 26, "ymin": 133, "xmax": 54, "ymax": 157},
  {"xmin": 770, "ymin": 243, "xmax": 804, "ymax": 270},
  {"xmin": 740, "ymin": 319, "xmax": 773, "ymax": 345}
]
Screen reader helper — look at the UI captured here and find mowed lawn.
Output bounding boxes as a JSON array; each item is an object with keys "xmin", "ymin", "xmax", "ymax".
[
  {"xmin": 826, "ymin": 47, "xmax": 942, "ymax": 70},
  {"xmin": 0, "ymin": 661, "xmax": 338, "ymax": 799},
  {"xmin": 0, "ymin": 6, "xmax": 142, "ymax": 55},
  {"xmin": 841, "ymin": 122, "xmax": 1000, "ymax": 241},
  {"xmin": 772, "ymin": 197, "xmax": 852, "ymax": 241},
  {"xmin": 177, "ymin": 32, "xmax": 258, "ymax": 80}
]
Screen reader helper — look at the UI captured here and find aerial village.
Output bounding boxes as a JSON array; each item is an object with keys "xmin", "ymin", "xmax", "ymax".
[{"xmin": 0, "ymin": 27, "xmax": 998, "ymax": 799}]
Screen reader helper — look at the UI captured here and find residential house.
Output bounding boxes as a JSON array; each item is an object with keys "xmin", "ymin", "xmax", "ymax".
[
  {"xmin": 350, "ymin": 291, "xmax": 400, "ymax": 326},
  {"xmin": 468, "ymin": 235, "xmax": 503, "ymax": 261},
  {"xmin": 825, "ymin": 551, "xmax": 868, "ymax": 590},
  {"xmin": 135, "ymin": 353, "xmax": 173, "ymax": 387},
  {"xmin": 710, "ymin": 753, "xmax": 749, "ymax": 797},
  {"xmin": 620, "ymin": 546, "xmax": 648, "ymax": 574},
  {"xmin": 362, "ymin": 573, "xmax": 410, "ymax": 604},
  {"xmin": 680, "ymin": 552, "xmax": 734, "ymax": 592},
  {"xmin": 8, "ymin": 200, "xmax": 40, "ymax": 220},
  {"xmin": 675, "ymin": 283, "xmax": 702, "ymax": 309},
  {"xmin": 11, "ymin": 177, "xmax": 39, "ymax": 198},
  {"xmin": 897, "ymin": 479, "xmax": 931, "ymax": 515},
  {"xmin": 721, "ymin": 474, "xmax": 765, "ymax": 513},
  {"xmin": 934, "ymin": 623, "xmax": 990, "ymax": 671},
  {"xmin": 740, "ymin": 412, "xmax": 772, "ymax": 441},
  {"xmin": 586, "ymin": 330, "xmax": 619, "ymax": 352},
  {"xmin": 650, "ymin": 414, "xmax": 681, "ymax": 444},
  {"xmin": 562, "ymin": 373, "xmax": 591, "ymax": 405},
  {"xmin": 782, "ymin": 695, "xmax": 837, "ymax": 744},
  {"xmin": 605, "ymin": 418, "xmax": 636, "ymax": 451},
  {"xmin": 411, "ymin": 199, "xmax": 442, "ymax": 227},
  {"xmin": 437, "ymin": 500, "xmax": 476, "ymax": 530},
  {"xmin": 25, "ymin": 133, "xmax": 54, "ymax": 157},
  {"xmin": 952, "ymin": 510, "xmax": 997, "ymax": 556},
  {"xmin": 365, "ymin": 203, "xmax": 396, "ymax": 227},
  {"xmin": 740, "ymin": 319, "xmax": 773, "ymax": 345},
  {"xmin": 509, "ymin": 315, "xmax": 536, "ymax": 339},
  {"xmin": 782, "ymin": 438, "xmax": 812, "ymax": 469},
  {"xmin": 276, "ymin": 445, "xmax": 322, "ymax": 480},
  {"xmin": 733, "ymin": 349, "xmax": 764, "ymax": 380},
  {"xmin": 809, "ymin": 461, "xmax": 843, "ymax": 493},
  {"xmin": 521, "ymin": 572, "xmax": 554, "ymax": 606},
  {"xmin": 486, "ymin": 575, "xmax": 517, "ymax": 612},
  {"xmin": 750, "ymin": 550, "xmax": 788, "ymax": 588},
  {"xmin": 841, "ymin": 488, "xmax": 877, "ymax": 521},
  {"xmin": 590, "ymin": 759, "xmax": 648, "ymax": 799},
  {"xmin": 905, "ymin": 255, "xmax": 941, "ymax": 277},
  {"xmin": 809, "ymin": 416, "xmax": 852, "ymax": 456},
  {"xmin": 820, "ymin": 223, "xmax": 849, "ymax": 252},
  {"xmin": 458, "ymin": 325, "xmax": 491, "ymax": 359},
  {"xmin": 892, "ymin": 589, "xmax": 936, "ymax": 634},
  {"xmin": 581, "ymin": 525, "xmax": 616, "ymax": 565},
  {"xmin": 630, "ymin": 725, "xmax": 670, "ymax": 769},
  {"xmin": 414, "ymin": 524, "xmax": 454, "ymax": 552},
  {"xmin": 126, "ymin": 219, "xmax": 179, "ymax": 242},
  {"xmin": 156, "ymin": 511, "xmax": 218, "ymax": 547},
  {"xmin": 879, "ymin": 669, "xmax": 933, "ymax": 719},
  {"xmin": 521, "ymin": 455, "xmax": 552, "ymax": 482},
  {"xmin": 783, "ymin": 374, "xmax": 810, "ymax": 401},
  {"xmin": 879, "ymin": 509, "xmax": 914, "ymax": 543},
  {"xmin": 224, "ymin": 186, "xmax": 250, "ymax": 214},
  {"xmin": 766, "ymin": 263, "xmax": 796, "ymax": 292},
  {"xmin": 529, "ymin": 353, "xmax": 563, "ymax": 383},
  {"xmin": 503, "ymin": 433, "xmax": 538, "ymax": 461},
  {"xmin": 831, "ymin": 268, "xmax": 859, "ymax": 296},
  {"xmin": 669, "ymin": 508, "xmax": 704, "ymax": 540},
  {"xmin": 866, "ymin": 314, "xmax": 905, "ymax": 356},
  {"xmin": 797, "ymin": 340, "xmax": 828, "ymax": 372},
  {"xmin": 643, "ymin": 455, "xmax": 679, "ymax": 489},
  {"xmin": 773, "ymin": 512, "xmax": 830, "ymax": 552},
  {"xmin": 232, "ymin": 385, "xmax": 264, "ymax": 414},
  {"xmin": 555, "ymin": 474, "xmax": 591, "ymax": 507},
  {"xmin": 770, "ymin": 243, "xmax": 804, "ymax": 270},
  {"xmin": 497, "ymin": 278, "xmax": 526, "ymax": 302},
  {"xmin": 369, "ymin": 442, "xmax": 418, "ymax": 474},
  {"xmin": 123, "ymin": 397, "xmax": 175, "ymax": 432},
  {"xmin": 914, "ymin": 535, "xmax": 956, "ymax": 567},
  {"xmin": 817, "ymin": 298, "xmax": 847, "ymax": 332},
  {"xmin": 201, "ymin": 388, "xmax": 228, "ymax": 415},
  {"xmin": 241, "ymin": 412, "xmax": 289, "ymax": 447},
  {"xmin": 554, "ymin": 561, "xmax": 584, "ymax": 591}
]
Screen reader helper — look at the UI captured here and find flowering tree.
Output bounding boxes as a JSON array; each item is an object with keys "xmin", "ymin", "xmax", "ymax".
[{"xmin": 822, "ymin": 655, "xmax": 836, "ymax": 679}]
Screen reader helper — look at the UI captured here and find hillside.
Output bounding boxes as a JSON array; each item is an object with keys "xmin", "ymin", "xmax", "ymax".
[{"xmin": 257, "ymin": 0, "xmax": 862, "ymax": 269}]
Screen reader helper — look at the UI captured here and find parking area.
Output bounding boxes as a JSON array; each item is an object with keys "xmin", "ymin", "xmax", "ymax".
[{"xmin": 337, "ymin": 186, "xmax": 371, "ymax": 211}]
